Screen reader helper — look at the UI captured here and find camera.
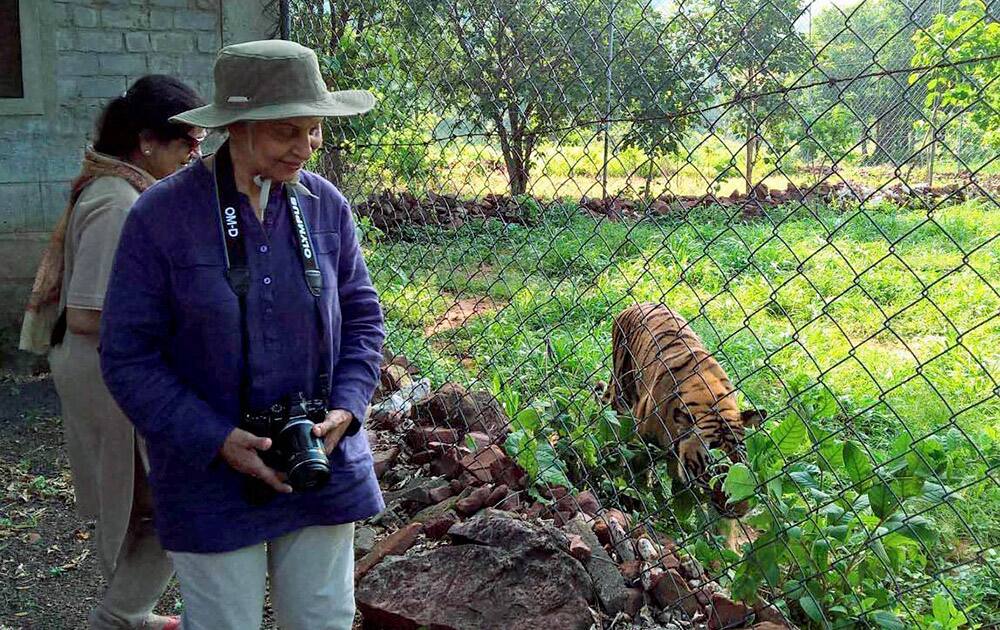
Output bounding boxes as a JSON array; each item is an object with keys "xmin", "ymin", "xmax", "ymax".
[{"xmin": 241, "ymin": 393, "xmax": 331, "ymax": 497}]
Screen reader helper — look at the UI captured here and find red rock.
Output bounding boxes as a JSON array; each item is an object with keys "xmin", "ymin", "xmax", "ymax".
[
  {"xmin": 619, "ymin": 559, "xmax": 642, "ymax": 583},
  {"xmin": 554, "ymin": 493, "xmax": 580, "ymax": 515},
  {"xmin": 459, "ymin": 444, "xmax": 508, "ymax": 485},
  {"xmin": 753, "ymin": 602, "xmax": 792, "ymax": 627},
  {"xmin": 454, "ymin": 486, "xmax": 491, "ymax": 516},
  {"xmin": 409, "ymin": 450, "xmax": 437, "ymax": 465},
  {"xmin": 593, "ymin": 519, "xmax": 610, "ymax": 546},
  {"xmin": 525, "ymin": 502, "xmax": 546, "ymax": 519},
  {"xmin": 650, "ymin": 569, "xmax": 701, "ymax": 616},
  {"xmin": 355, "ymin": 521, "xmax": 423, "ymax": 581},
  {"xmin": 575, "ymin": 490, "xmax": 600, "ymax": 516},
  {"xmin": 495, "ymin": 493, "xmax": 522, "ymax": 512},
  {"xmin": 430, "ymin": 446, "xmax": 469, "ymax": 478},
  {"xmin": 424, "ymin": 441, "xmax": 456, "ymax": 454},
  {"xmin": 380, "ymin": 364, "xmax": 411, "ymax": 393},
  {"xmin": 624, "ymin": 587, "xmax": 645, "ymax": 616},
  {"xmin": 552, "ymin": 510, "xmax": 577, "ymax": 527},
  {"xmin": 449, "ymin": 478, "xmax": 465, "ymax": 494},
  {"xmin": 540, "ymin": 485, "xmax": 569, "ymax": 500},
  {"xmin": 406, "ymin": 426, "xmax": 461, "ymax": 451},
  {"xmin": 567, "ymin": 534, "xmax": 591, "ymax": 563},
  {"xmin": 708, "ymin": 592, "xmax": 753, "ymax": 629},
  {"xmin": 485, "ymin": 484, "xmax": 508, "ymax": 507},
  {"xmin": 661, "ymin": 552, "xmax": 681, "ymax": 571},
  {"xmin": 422, "ymin": 512, "xmax": 460, "ymax": 540},
  {"xmin": 372, "ymin": 447, "xmax": 400, "ymax": 480},
  {"xmin": 605, "ymin": 508, "xmax": 629, "ymax": 528},
  {"xmin": 465, "ymin": 431, "xmax": 492, "ymax": 450},
  {"xmin": 428, "ymin": 484, "xmax": 454, "ymax": 504}
]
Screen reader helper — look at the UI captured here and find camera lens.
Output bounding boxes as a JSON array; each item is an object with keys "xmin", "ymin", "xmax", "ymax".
[{"xmin": 278, "ymin": 419, "xmax": 331, "ymax": 491}]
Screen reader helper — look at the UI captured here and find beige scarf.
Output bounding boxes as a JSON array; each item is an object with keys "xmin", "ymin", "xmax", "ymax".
[{"xmin": 19, "ymin": 149, "xmax": 155, "ymax": 354}]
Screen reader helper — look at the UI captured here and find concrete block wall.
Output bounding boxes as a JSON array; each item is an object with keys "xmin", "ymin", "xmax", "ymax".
[{"xmin": 0, "ymin": 0, "xmax": 271, "ymax": 365}]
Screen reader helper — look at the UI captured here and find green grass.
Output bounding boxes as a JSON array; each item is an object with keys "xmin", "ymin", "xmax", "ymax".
[{"xmin": 362, "ymin": 196, "xmax": 999, "ymax": 625}]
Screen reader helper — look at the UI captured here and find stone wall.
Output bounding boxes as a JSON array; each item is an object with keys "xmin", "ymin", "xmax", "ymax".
[{"xmin": 0, "ymin": 0, "xmax": 271, "ymax": 366}]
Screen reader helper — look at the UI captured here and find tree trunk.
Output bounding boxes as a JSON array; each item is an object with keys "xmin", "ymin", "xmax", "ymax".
[
  {"xmin": 496, "ymin": 114, "xmax": 532, "ymax": 197},
  {"xmin": 745, "ymin": 125, "xmax": 756, "ymax": 196}
]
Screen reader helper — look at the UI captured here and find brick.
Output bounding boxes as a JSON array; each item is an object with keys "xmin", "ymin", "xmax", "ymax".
[
  {"xmin": 152, "ymin": 0, "xmax": 189, "ymax": 6},
  {"xmin": 52, "ymin": 3, "xmax": 70, "ymax": 26},
  {"xmin": 178, "ymin": 53, "xmax": 215, "ymax": 78},
  {"xmin": 0, "ymin": 184, "xmax": 38, "ymax": 229},
  {"xmin": 101, "ymin": 7, "xmax": 149, "ymax": 29},
  {"xmin": 99, "ymin": 53, "xmax": 148, "ymax": 75},
  {"xmin": 147, "ymin": 54, "xmax": 181, "ymax": 74},
  {"xmin": 149, "ymin": 8, "xmax": 173, "ymax": 30},
  {"xmin": 151, "ymin": 32, "xmax": 193, "ymax": 53},
  {"xmin": 125, "ymin": 32, "xmax": 151, "ymax": 52},
  {"xmin": 197, "ymin": 31, "xmax": 219, "ymax": 53},
  {"xmin": 77, "ymin": 31, "xmax": 124, "ymax": 53},
  {"xmin": 56, "ymin": 78, "xmax": 80, "ymax": 100},
  {"xmin": 79, "ymin": 76, "xmax": 127, "ymax": 99},
  {"xmin": 72, "ymin": 6, "xmax": 98, "ymax": 28},
  {"xmin": 173, "ymin": 10, "xmax": 217, "ymax": 31},
  {"xmin": 40, "ymin": 181, "xmax": 73, "ymax": 227},
  {"xmin": 56, "ymin": 30, "xmax": 75, "ymax": 51},
  {"xmin": 58, "ymin": 52, "xmax": 100, "ymax": 76},
  {"xmin": 194, "ymin": 0, "xmax": 217, "ymax": 9}
]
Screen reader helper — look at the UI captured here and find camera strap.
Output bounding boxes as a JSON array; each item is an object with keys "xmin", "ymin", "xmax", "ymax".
[{"xmin": 212, "ymin": 142, "xmax": 331, "ymax": 409}]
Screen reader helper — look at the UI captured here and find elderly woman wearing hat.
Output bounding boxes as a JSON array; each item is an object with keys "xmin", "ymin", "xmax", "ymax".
[{"xmin": 99, "ymin": 41, "xmax": 385, "ymax": 630}]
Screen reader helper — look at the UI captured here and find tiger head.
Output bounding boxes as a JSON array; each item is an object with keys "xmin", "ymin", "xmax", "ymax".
[{"xmin": 675, "ymin": 408, "xmax": 767, "ymax": 518}]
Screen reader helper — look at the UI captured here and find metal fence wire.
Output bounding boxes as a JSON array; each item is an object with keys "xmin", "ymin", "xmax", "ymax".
[{"xmin": 279, "ymin": 0, "xmax": 999, "ymax": 627}]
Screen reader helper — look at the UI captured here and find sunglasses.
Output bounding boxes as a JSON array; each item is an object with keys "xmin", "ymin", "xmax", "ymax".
[{"xmin": 181, "ymin": 129, "xmax": 208, "ymax": 151}]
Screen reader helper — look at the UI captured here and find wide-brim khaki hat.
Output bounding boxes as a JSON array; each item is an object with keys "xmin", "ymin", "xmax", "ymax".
[{"xmin": 170, "ymin": 39, "xmax": 375, "ymax": 128}]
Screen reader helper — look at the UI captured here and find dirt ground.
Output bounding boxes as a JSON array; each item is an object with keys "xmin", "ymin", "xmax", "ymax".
[
  {"xmin": 0, "ymin": 371, "xmax": 163, "ymax": 629},
  {"xmin": 0, "ymin": 372, "xmax": 366, "ymax": 630}
]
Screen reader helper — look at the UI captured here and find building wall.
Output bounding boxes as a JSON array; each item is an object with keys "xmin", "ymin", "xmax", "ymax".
[{"xmin": 0, "ymin": 0, "xmax": 271, "ymax": 364}]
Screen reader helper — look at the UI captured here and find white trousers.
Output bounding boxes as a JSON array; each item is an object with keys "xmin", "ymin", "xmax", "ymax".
[{"xmin": 168, "ymin": 523, "xmax": 355, "ymax": 630}]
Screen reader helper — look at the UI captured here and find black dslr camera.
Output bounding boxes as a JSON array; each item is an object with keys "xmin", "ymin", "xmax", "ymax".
[{"xmin": 241, "ymin": 393, "xmax": 331, "ymax": 501}]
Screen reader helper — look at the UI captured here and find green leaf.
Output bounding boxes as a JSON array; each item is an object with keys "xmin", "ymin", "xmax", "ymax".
[
  {"xmin": 724, "ymin": 463, "xmax": 757, "ymax": 503},
  {"xmin": 886, "ymin": 516, "xmax": 940, "ymax": 547},
  {"xmin": 534, "ymin": 442, "xmax": 572, "ymax": 489},
  {"xmin": 770, "ymin": 415, "xmax": 810, "ymax": 456},
  {"xmin": 513, "ymin": 406, "xmax": 542, "ymax": 433},
  {"xmin": 868, "ymin": 483, "xmax": 902, "ymax": 520},
  {"xmin": 798, "ymin": 595, "xmax": 825, "ymax": 624},
  {"xmin": 843, "ymin": 442, "xmax": 874, "ymax": 485},
  {"xmin": 870, "ymin": 610, "xmax": 906, "ymax": 629}
]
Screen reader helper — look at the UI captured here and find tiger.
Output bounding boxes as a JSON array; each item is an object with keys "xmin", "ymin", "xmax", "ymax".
[{"xmin": 595, "ymin": 302, "xmax": 766, "ymax": 518}]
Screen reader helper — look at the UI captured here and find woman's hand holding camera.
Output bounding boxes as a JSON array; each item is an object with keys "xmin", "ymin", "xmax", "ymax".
[
  {"xmin": 312, "ymin": 409, "xmax": 353, "ymax": 455},
  {"xmin": 220, "ymin": 428, "xmax": 294, "ymax": 494}
]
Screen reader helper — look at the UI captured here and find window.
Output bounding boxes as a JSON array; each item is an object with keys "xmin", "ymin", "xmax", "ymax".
[
  {"xmin": 0, "ymin": 0, "xmax": 25, "ymax": 98},
  {"xmin": 0, "ymin": 0, "xmax": 49, "ymax": 115}
]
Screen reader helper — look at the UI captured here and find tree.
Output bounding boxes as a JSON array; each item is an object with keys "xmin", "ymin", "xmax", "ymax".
[
  {"xmin": 403, "ymin": 0, "xmax": 705, "ymax": 196},
  {"xmin": 692, "ymin": 0, "xmax": 811, "ymax": 193},
  {"xmin": 911, "ymin": 0, "xmax": 1000, "ymax": 152},
  {"xmin": 290, "ymin": 1, "xmax": 427, "ymax": 188}
]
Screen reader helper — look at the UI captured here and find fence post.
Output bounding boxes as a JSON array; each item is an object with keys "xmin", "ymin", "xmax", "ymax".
[
  {"xmin": 601, "ymin": 12, "xmax": 615, "ymax": 198},
  {"xmin": 279, "ymin": 0, "xmax": 291, "ymax": 40}
]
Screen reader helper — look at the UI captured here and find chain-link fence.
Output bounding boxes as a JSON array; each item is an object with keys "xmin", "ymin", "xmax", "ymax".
[{"xmin": 281, "ymin": 0, "xmax": 998, "ymax": 626}]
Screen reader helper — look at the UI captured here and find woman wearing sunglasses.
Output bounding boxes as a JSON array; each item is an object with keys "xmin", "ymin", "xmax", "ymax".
[{"xmin": 20, "ymin": 74, "xmax": 205, "ymax": 630}]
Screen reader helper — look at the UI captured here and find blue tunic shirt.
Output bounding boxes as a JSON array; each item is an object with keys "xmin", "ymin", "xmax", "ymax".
[{"xmin": 99, "ymin": 159, "xmax": 385, "ymax": 553}]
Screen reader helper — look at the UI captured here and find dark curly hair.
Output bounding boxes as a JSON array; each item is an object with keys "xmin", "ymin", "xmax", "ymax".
[{"xmin": 93, "ymin": 74, "xmax": 205, "ymax": 159}]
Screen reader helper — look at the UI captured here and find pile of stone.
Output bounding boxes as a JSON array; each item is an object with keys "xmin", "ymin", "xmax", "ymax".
[
  {"xmin": 354, "ymin": 352, "xmax": 796, "ymax": 630},
  {"xmin": 352, "ymin": 178, "xmax": 991, "ymax": 232}
]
